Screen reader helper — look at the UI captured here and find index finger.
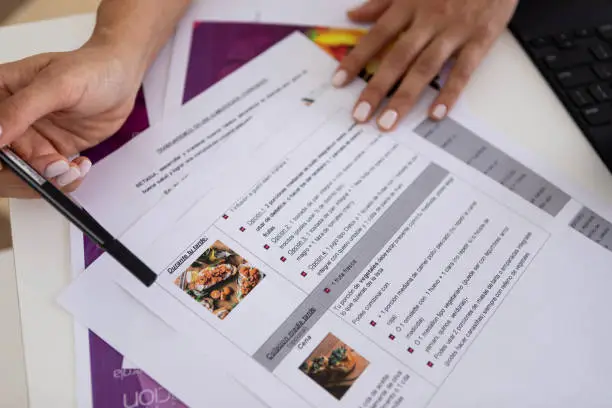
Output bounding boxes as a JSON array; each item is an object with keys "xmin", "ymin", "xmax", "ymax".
[{"xmin": 332, "ymin": 6, "xmax": 412, "ymax": 87}]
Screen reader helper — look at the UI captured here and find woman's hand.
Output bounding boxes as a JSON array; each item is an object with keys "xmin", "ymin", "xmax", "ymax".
[
  {"xmin": 0, "ymin": 0, "xmax": 191, "ymax": 199},
  {"xmin": 0, "ymin": 42, "xmax": 142, "ymax": 198},
  {"xmin": 333, "ymin": 0, "xmax": 519, "ymax": 131}
]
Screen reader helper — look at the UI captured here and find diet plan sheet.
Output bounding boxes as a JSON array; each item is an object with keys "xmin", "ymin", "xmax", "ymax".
[{"xmin": 63, "ymin": 33, "xmax": 612, "ymax": 408}]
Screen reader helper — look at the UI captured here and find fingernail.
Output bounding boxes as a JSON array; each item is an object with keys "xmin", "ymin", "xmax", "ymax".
[
  {"xmin": 353, "ymin": 101, "xmax": 371, "ymax": 122},
  {"xmin": 78, "ymin": 159, "xmax": 92, "ymax": 177},
  {"xmin": 378, "ymin": 110, "xmax": 398, "ymax": 131},
  {"xmin": 331, "ymin": 70, "xmax": 347, "ymax": 88},
  {"xmin": 57, "ymin": 167, "xmax": 81, "ymax": 187},
  {"xmin": 432, "ymin": 104, "xmax": 448, "ymax": 120},
  {"xmin": 44, "ymin": 160, "xmax": 71, "ymax": 178}
]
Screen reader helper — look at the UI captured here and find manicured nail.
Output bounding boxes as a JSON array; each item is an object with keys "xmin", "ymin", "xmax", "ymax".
[
  {"xmin": 44, "ymin": 160, "xmax": 71, "ymax": 178},
  {"xmin": 378, "ymin": 110, "xmax": 398, "ymax": 131},
  {"xmin": 78, "ymin": 159, "xmax": 92, "ymax": 177},
  {"xmin": 432, "ymin": 104, "xmax": 448, "ymax": 120},
  {"xmin": 353, "ymin": 101, "xmax": 371, "ymax": 122},
  {"xmin": 57, "ymin": 167, "xmax": 81, "ymax": 187},
  {"xmin": 331, "ymin": 70, "xmax": 347, "ymax": 88}
]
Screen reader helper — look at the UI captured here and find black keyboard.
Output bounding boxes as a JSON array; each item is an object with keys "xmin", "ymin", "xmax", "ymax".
[{"xmin": 518, "ymin": 23, "xmax": 612, "ymax": 169}]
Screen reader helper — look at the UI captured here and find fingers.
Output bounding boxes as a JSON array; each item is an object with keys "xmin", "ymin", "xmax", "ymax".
[
  {"xmin": 0, "ymin": 77, "xmax": 66, "ymax": 147},
  {"xmin": 26, "ymin": 153, "xmax": 90, "ymax": 187},
  {"xmin": 0, "ymin": 156, "xmax": 89, "ymax": 199},
  {"xmin": 351, "ymin": 27, "xmax": 434, "ymax": 123},
  {"xmin": 429, "ymin": 43, "xmax": 490, "ymax": 121},
  {"xmin": 332, "ymin": 5, "xmax": 411, "ymax": 88},
  {"xmin": 347, "ymin": 0, "xmax": 392, "ymax": 23},
  {"xmin": 378, "ymin": 34, "xmax": 463, "ymax": 131}
]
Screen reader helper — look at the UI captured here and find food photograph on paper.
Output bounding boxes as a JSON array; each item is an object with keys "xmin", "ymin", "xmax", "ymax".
[
  {"xmin": 299, "ymin": 333, "xmax": 370, "ymax": 400},
  {"xmin": 174, "ymin": 241, "xmax": 265, "ymax": 320}
]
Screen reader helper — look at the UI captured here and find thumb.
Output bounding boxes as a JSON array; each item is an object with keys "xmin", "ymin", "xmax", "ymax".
[
  {"xmin": 0, "ymin": 78, "xmax": 66, "ymax": 147},
  {"xmin": 347, "ymin": 0, "xmax": 392, "ymax": 23}
]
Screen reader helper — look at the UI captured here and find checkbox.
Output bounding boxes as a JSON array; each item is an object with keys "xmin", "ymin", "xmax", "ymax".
[
  {"xmin": 370, "ymin": 321, "xmax": 377, "ymax": 327},
  {"xmin": 264, "ymin": 244, "xmax": 270, "ymax": 250},
  {"xmin": 301, "ymin": 271, "xmax": 308, "ymax": 277},
  {"xmin": 324, "ymin": 288, "xmax": 331, "ymax": 293},
  {"xmin": 389, "ymin": 334, "xmax": 395, "ymax": 340},
  {"xmin": 408, "ymin": 347, "xmax": 414, "ymax": 354},
  {"xmin": 427, "ymin": 361, "xmax": 434, "ymax": 368},
  {"xmin": 239, "ymin": 226, "xmax": 246, "ymax": 232}
]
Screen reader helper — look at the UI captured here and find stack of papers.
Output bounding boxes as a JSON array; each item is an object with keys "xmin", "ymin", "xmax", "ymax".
[{"xmin": 59, "ymin": 2, "xmax": 612, "ymax": 407}]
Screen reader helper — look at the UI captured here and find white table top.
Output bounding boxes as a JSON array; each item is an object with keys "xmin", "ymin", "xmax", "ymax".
[{"xmin": 5, "ymin": 12, "xmax": 612, "ymax": 408}]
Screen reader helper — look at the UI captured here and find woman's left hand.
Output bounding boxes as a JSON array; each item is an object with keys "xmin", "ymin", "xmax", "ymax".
[{"xmin": 333, "ymin": 0, "xmax": 519, "ymax": 131}]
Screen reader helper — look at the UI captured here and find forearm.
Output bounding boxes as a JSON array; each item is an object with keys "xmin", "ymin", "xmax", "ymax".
[{"xmin": 86, "ymin": 0, "xmax": 191, "ymax": 81}]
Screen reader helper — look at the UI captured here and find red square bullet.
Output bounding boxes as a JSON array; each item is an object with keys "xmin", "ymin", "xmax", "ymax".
[
  {"xmin": 389, "ymin": 334, "xmax": 395, "ymax": 340},
  {"xmin": 239, "ymin": 226, "xmax": 246, "ymax": 232},
  {"xmin": 280, "ymin": 256, "xmax": 287, "ymax": 262},
  {"xmin": 222, "ymin": 214, "xmax": 229, "ymax": 219},
  {"xmin": 427, "ymin": 361, "xmax": 434, "ymax": 368},
  {"xmin": 301, "ymin": 271, "xmax": 307, "ymax": 277},
  {"xmin": 408, "ymin": 347, "xmax": 414, "ymax": 354},
  {"xmin": 324, "ymin": 288, "xmax": 331, "ymax": 293},
  {"xmin": 264, "ymin": 244, "xmax": 270, "ymax": 250},
  {"xmin": 370, "ymin": 321, "xmax": 377, "ymax": 327}
]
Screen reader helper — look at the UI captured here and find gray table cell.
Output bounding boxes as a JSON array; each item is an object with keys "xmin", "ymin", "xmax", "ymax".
[
  {"xmin": 414, "ymin": 118, "xmax": 571, "ymax": 217},
  {"xmin": 571, "ymin": 207, "xmax": 612, "ymax": 251}
]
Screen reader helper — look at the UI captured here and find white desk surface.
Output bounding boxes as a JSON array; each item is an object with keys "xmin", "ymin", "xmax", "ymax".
[{"xmin": 5, "ymin": 12, "xmax": 612, "ymax": 408}]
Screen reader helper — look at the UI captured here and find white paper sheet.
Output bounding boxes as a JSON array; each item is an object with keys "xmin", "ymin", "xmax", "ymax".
[
  {"xmin": 143, "ymin": 38, "xmax": 174, "ymax": 125},
  {"xmin": 61, "ymin": 33, "xmax": 612, "ymax": 408}
]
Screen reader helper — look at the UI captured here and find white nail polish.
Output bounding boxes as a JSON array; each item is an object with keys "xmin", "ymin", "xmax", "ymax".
[
  {"xmin": 353, "ymin": 102, "xmax": 371, "ymax": 122},
  {"xmin": 432, "ymin": 104, "xmax": 448, "ymax": 120},
  {"xmin": 379, "ymin": 110, "xmax": 398, "ymax": 131},
  {"xmin": 78, "ymin": 159, "xmax": 92, "ymax": 177},
  {"xmin": 331, "ymin": 70, "xmax": 347, "ymax": 88},
  {"xmin": 57, "ymin": 167, "xmax": 81, "ymax": 187},
  {"xmin": 44, "ymin": 160, "xmax": 71, "ymax": 178}
]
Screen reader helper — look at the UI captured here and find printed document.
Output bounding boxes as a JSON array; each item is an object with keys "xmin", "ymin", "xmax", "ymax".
[{"xmin": 64, "ymin": 33, "xmax": 612, "ymax": 407}]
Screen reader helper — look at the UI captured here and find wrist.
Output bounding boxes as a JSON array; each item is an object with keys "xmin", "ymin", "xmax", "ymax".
[{"xmin": 81, "ymin": 30, "xmax": 150, "ymax": 88}]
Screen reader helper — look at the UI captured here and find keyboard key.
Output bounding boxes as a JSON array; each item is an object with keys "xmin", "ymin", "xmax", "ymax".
[
  {"xmin": 530, "ymin": 37, "xmax": 550, "ymax": 48},
  {"xmin": 568, "ymin": 88, "xmax": 594, "ymax": 107},
  {"xmin": 583, "ymin": 105, "xmax": 612, "ymax": 126},
  {"xmin": 575, "ymin": 28, "xmax": 594, "ymax": 38},
  {"xmin": 598, "ymin": 24, "xmax": 612, "ymax": 41},
  {"xmin": 591, "ymin": 43, "xmax": 612, "ymax": 60},
  {"xmin": 543, "ymin": 50, "xmax": 593, "ymax": 70},
  {"xmin": 594, "ymin": 63, "xmax": 612, "ymax": 80},
  {"xmin": 554, "ymin": 32, "xmax": 573, "ymax": 43},
  {"xmin": 554, "ymin": 33, "xmax": 574, "ymax": 48},
  {"xmin": 589, "ymin": 125, "xmax": 612, "ymax": 142},
  {"xmin": 557, "ymin": 67, "xmax": 596, "ymax": 88},
  {"xmin": 589, "ymin": 83, "xmax": 612, "ymax": 102}
]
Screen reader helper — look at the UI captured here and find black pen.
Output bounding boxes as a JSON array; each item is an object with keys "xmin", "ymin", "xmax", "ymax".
[{"xmin": 0, "ymin": 147, "xmax": 157, "ymax": 287}]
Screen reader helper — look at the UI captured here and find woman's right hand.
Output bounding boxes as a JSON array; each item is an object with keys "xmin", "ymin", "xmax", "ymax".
[{"xmin": 0, "ymin": 39, "xmax": 147, "ymax": 198}]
